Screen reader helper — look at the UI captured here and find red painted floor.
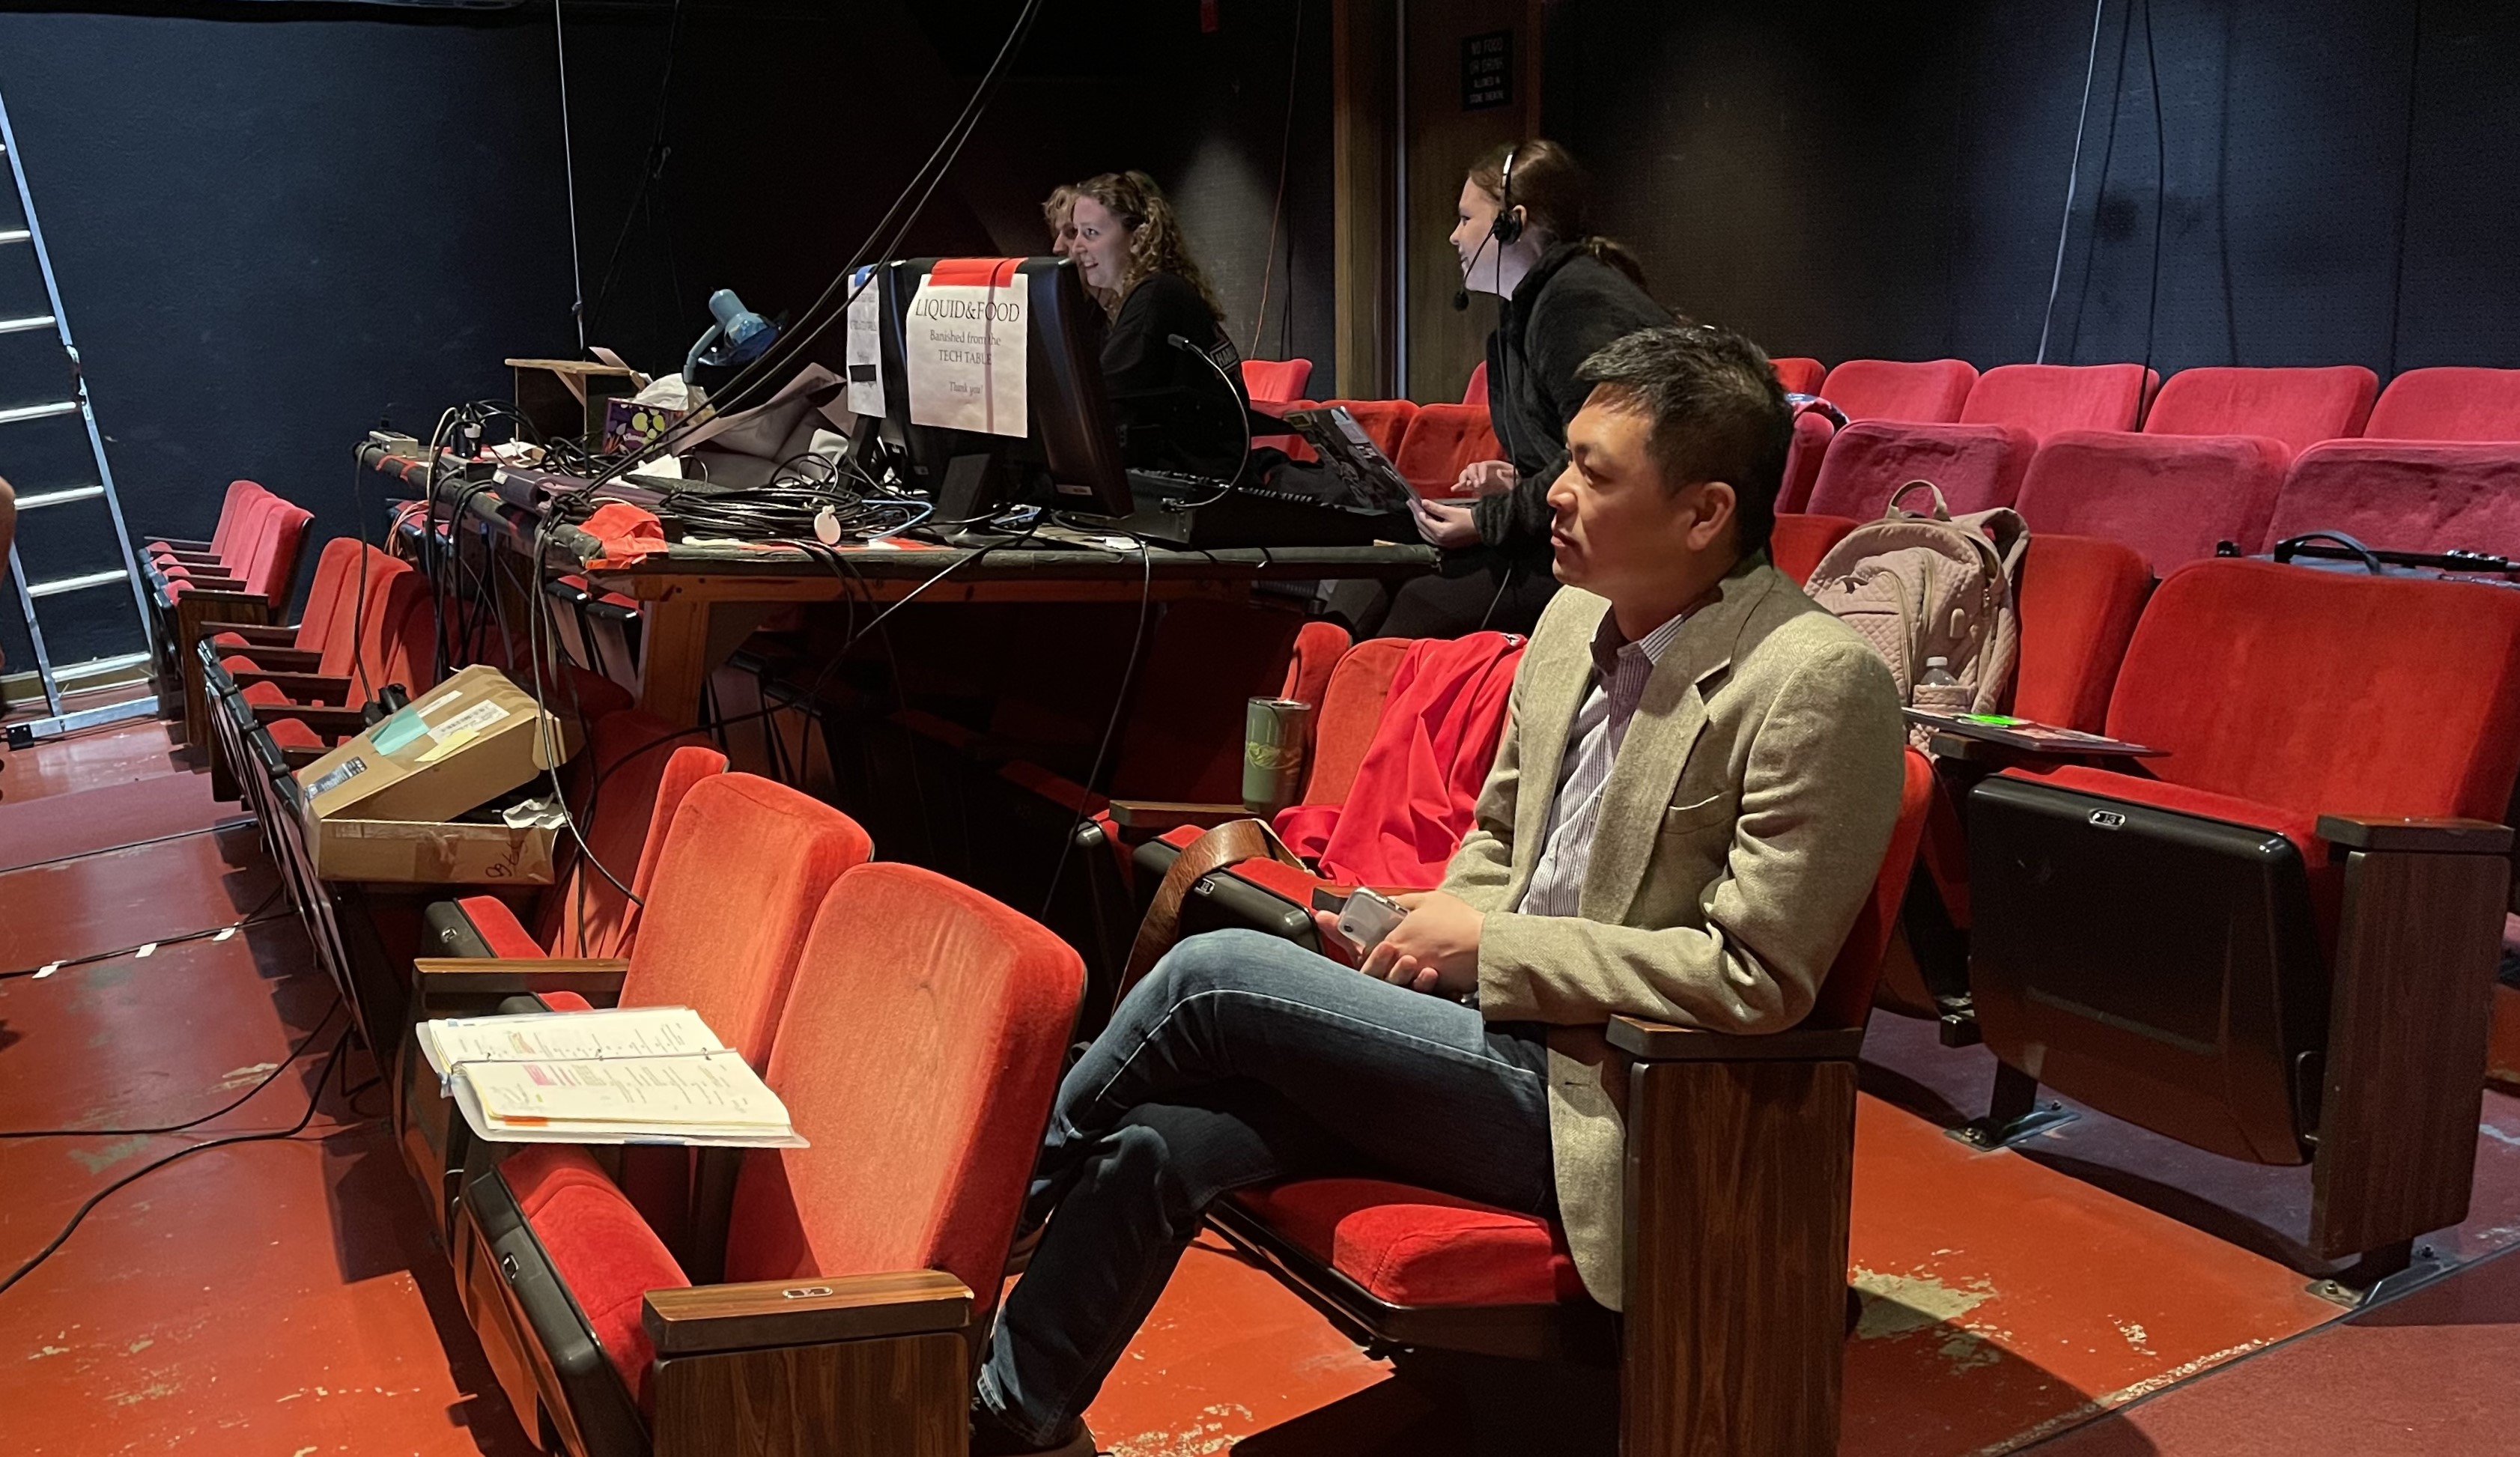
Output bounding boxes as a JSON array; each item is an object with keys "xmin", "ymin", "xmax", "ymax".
[{"xmin": 1, "ymin": 720, "xmax": 2515, "ymax": 1456}]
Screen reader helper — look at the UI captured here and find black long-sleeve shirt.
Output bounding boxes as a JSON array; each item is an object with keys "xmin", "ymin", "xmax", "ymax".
[
  {"xmin": 1470, "ymin": 244, "xmax": 1675, "ymax": 566},
  {"xmin": 1101, "ymin": 270, "xmax": 1248, "ymax": 477}
]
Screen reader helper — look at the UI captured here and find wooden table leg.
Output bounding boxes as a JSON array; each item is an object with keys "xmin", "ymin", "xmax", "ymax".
[{"xmin": 634, "ymin": 592, "xmax": 777, "ymax": 726}]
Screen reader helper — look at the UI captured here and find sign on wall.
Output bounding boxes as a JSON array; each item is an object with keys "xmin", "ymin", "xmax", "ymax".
[{"xmin": 1462, "ymin": 30, "xmax": 1513, "ymax": 112}]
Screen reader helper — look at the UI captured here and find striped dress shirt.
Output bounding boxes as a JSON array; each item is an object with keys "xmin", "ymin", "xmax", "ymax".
[{"xmin": 1514, "ymin": 606, "xmax": 1693, "ymax": 919}]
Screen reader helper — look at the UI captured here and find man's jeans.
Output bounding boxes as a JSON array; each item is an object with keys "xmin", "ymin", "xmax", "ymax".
[{"xmin": 977, "ymin": 928, "xmax": 1557, "ymax": 1445}]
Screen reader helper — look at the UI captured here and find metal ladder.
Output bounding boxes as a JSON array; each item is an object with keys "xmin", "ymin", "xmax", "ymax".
[{"xmin": 0, "ymin": 85, "xmax": 157, "ymax": 745}]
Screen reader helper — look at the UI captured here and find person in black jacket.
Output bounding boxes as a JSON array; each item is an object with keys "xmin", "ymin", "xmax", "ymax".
[
  {"xmin": 1334, "ymin": 139, "xmax": 1674, "ymax": 638},
  {"xmin": 1068, "ymin": 170, "xmax": 1246, "ymax": 478}
]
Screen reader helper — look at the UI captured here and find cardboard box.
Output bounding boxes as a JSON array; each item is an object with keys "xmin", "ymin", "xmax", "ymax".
[{"xmin": 296, "ymin": 665, "xmax": 574, "ymax": 884}]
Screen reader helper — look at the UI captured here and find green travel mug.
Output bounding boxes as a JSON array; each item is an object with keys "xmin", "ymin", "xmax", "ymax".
[{"xmin": 1243, "ymin": 697, "xmax": 1314, "ymax": 815}]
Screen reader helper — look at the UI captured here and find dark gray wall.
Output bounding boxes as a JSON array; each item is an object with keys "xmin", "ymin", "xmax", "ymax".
[
  {"xmin": 0, "ymin": 0, "xmax": 1332, "ymax": 669},
  {"xmin": 1543, "ymin": 0, "xmax": 2520, "ymax": 377}
]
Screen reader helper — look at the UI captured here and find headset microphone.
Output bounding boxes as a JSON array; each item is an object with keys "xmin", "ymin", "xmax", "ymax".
[{"xmin": 1452, "ymin": 229, "xmax": 1494, "ymax": 312}]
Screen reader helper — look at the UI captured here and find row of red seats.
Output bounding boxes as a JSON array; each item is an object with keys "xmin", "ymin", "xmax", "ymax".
[
  {"xmin": 1784, "ymin": 420, "xmax": 2520, "ymax": 575},
  {"xmin": 1250, "ymin": 355, "xmax": 2520, "ymax": 451}
]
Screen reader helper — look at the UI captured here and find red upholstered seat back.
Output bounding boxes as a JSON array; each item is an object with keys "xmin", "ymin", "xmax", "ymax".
[
  {"xmin": 2015, "ymin": 431, "xmax": 2292, "ymax": 571},
  {"xmin": 291, "ymin": 538, "xmax": 366, "ymax": 653},
  {"xmin": 1809, "ymin": 748, "xmax": 1934, "ymax": 1032},
  {"xmin": 208, "ymin": 479, "xmax": 264, "ymax": 558},
  {"xmin": 1818, "ymin": 359, "xmax": 1976, "ymax": 424},
  {"xmin": 1767, "ymin": 512, "xmax": 1858, "ymax": 586},
  {"xmin": 2261, "ymin": 441, "xmax": 2520, "ymax": 557},
  {"xmin": 334, "ymin": 555, "xmax": 422, "ymax": 693},
  {"xmin": 1776, "ymin": 410, "xmax": 1836, "ymax": 511},
  {"xmin": 1280, "ymin": 619, "xmax": 1350, "ymax": 714},
  {"xmin": 1463, "ymin": 360, "xmax": 1489, "ymax": 407},
  {"xmin": 621, "ymin": 774, "xmax": 873, "ymax": 1068},
  {"xmin": 1241, "ymin": 357, "xmax": 1314, "ymax": 404},
  {"xmin": 371, "ymin": 577, "xmax": 441, "ymax": 696},
  {"xmin": 538, "ymin": 716, "xmax": 728, "ymax": 960},
  {"xmin": 244, "ymin": 502, "xmax": 313, "ymax": 605},
  {"xmin": 1805, "ymin": 421, "xmax": 2034, "ymax": 518},
  {"xmin": 1298, "ymin": 638, "xmax": 1409, "ymax": 806},
  {"xmin": 1772, "ymin": 356, "xmax": 1825, "ymax": 395},
  {"xmin": 1277, "ymin": 632, "xmax": 1525, "ymax": 886},
  {"xmin": 1962, "ymin": 362, "xmax": 2157, "ymax": 439},
  {"xmin": 1325, "ymin": 398, "xmax": 1418, "ymax": 457},
  {"xmin": 2366, "ymin": 367, "xmax": 2520, "ymax": 441},
  {"xmin": 2009, "ymin": 533, "xmax": 2151, "ymax": 734},
  {"xmin": 723, "ymin": 863, "xmax": 1084, "ymax": 1302},
  {"xmin": 1394, "ymin": 404, "xmax": 1503, "ymax": 496},
  {"xmin": 2104, "ymin": 559, "xmax": 2520, "ymax": 823},
  {"xmin": 1111, "ymin": 602, "xmax": 1310, "ymax": 804},
  {"xmin": 2144, "ymin": 366, "xmax": 2376, "ymax": 452}
]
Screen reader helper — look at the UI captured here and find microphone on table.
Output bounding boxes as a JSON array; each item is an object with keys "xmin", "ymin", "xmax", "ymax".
[{"xmin": 1166, "ymin": 333, "xmax": 1254, "ymax": 507}]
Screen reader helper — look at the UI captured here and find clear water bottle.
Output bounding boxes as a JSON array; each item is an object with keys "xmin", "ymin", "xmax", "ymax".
[{"xmin": 1919, "ymin": 655, "xmax": 1959, "ymax": 688}]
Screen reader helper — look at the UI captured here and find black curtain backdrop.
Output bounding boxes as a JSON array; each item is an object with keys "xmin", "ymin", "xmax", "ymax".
[{"xmin": 1542, "ymin": 0, "xmax": 2518, "ymax": 378}]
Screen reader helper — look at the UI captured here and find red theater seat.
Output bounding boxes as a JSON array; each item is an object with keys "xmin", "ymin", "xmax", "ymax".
[
  {"xmin": 2261, "ymin": 440, "xmax": 2520, "ymax": 557},
  {"xmin": 1240, "ymin": 356, "xmax": 1314, "ymax": 404},
  {"xmin": 1393, "ymin": 403, "xmax": 1505, "ymax": 496},
  {"xmin": 1804, "ymin": 420, "xmax": 2034, "ymax": 519},
  {"xmin": 1776, "ymin": 408, "xmax": 1836, "ymax": 512},
  {"xmin": 1767, "ymin": 512, "xmax": 1859, "ymax": 585},
  {"xmin": 2143, "ymin": 365, "xmax": 2377, "ymax": 451},
  {"xmin": 146, "ymin": 478, "xmax": 264, "ymax": 564},
  {"xmin": 2014, "ymin": 430, "xmax": 2292, "ymax": 571},
  {"xmin": 1963, "ymin": 559, "xmax": 2520, "ymax": 1280},
  {"xmin": 2366, "ymin": 366, "xmax": 2520, "ymax": 441},
  {"xmin": 1961, "ymin": 362, "xmax": 2157, "ymax": 439},
  {"xmin": 1212, "ymin": 752, "xmax": 1934, "ymax": 1454},
  {"xmin": 1323, "ymin": 398, "xmax": 1418, "ymax": 457},
  {"xmin": 402, "ymin": 773, "xmax": 872, "ymax": 1249},
  {"xmin": 1817, "ymin": 358, "xmax": 1977, "ymax": 423},
  {"xmin": 1463, "ymin": 359, "xmax": 1489, "ymax": 406},
  {"xmin": 455, "ymin": 863, "xmax": 1082, "ymax": 1450},
  {"xmin": 1772, "ymin": 355, "xmax": 1825, "ymax": 395}
]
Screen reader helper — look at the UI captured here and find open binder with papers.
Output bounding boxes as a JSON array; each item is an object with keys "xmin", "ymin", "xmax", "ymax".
[{"xmin": 416, "ymin": 1006, "xmax": 805, "ymax": 1147}]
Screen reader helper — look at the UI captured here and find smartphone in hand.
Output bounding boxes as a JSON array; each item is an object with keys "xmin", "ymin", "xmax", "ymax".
[{"xmin": 1334, "ymin": 888, "xmax": 1406, "ymax": 957}]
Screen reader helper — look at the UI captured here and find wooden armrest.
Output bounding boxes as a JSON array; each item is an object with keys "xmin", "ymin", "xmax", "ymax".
[
  {"xmin": 253, "ymin": 705, "xmax": 365, "ymax": 733},
  {"xmin": 280, "ymin": 745, "xmax": 329, "ymax": 770},
  {"xmin": 643, "ymin": 1271, "xmax": 972, "ymax": 1357},
  {"xmin": 1107, "ymin": 800, "xmax": 1252, "ymax": 833},
  {"xmin": 412, "ymin": 957, "xmax": 630, "ymax": 999},
  {"xmin": 1606, "ymin": 1015, "xmax": 1866, "ymax": 1062},
  {"xmin": 152, "ymin": 536, "xmax": 213, "ymax": 550},
  {"xmin": 217, "ymin": 623, "xmax": 303, "ymax": 645},
  {"xmin": 174, "ymin": 573, "xmax": 248, "ymax": 591},
  {"xmin": 2318, "ymin": 815, "xmax": 2514, "ymax": 855},
  {"xmin": 160, "ymin": 552, "xmax": 226, "ymax": 568},
  {"xmin": 233, "ymin": 669, "xmax": 350, "ymax": 698},
  {"xmin": 221, "ymin": 645, "xmax": 321, "ymax": 669}
]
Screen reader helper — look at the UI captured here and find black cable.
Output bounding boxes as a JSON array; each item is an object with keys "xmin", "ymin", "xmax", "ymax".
[
  {"xmin": 1250, "ymin": 0, "xmax": 1306, "ymax": 360},
  {"xmin": 1, "ymin": 886, "xmax": 288, "ymax": 982},
  {"xmin": 0, "ymin": 1002, "xmax": 340, "ymax": 1140},
  {"xmin": 0, "ymin": 1027, "xmax": 355, "ymax": 1298},
  {"xmin": 566, "ymin": 0, "xmax": 1050, "ymax": 498},
  {"xmin": 586, "ymin": 0, "xmax": 688, "ymax": 340},
  {"xmin": 2138, "ymin": 0, "xmax": 2165, "ymax": 381},
  {"xmin": 1035, "ymin": 526, "xmax": 1155, "ymax": 922}
]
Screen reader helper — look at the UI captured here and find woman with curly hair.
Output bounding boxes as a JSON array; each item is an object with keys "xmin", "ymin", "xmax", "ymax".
[{"xmin": 1066, "ymin": 169, "xmax": 1247, "ymax": 476}]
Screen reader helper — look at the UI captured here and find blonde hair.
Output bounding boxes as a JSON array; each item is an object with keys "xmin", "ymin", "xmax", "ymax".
[
  {"xmin": 1042, "ymin": 183, "xmax": 1078, "ymax": 240},
  {"xmin": 1072, "ymin": 170, "xmax": 1224, "ymax": 321}
]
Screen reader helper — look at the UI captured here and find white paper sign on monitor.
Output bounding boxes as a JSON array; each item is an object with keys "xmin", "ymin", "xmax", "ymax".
[
  {"xmin": 844, "ymin": 264, "xmax": 886, "ymax": 420},
  {"xmin": 905, "ymin": 261, "xmax": 1028, "ymax": 439}
]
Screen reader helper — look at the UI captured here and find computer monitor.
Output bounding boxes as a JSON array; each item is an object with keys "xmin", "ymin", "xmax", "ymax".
[{"xmin": 871, "ymin": 255, "xmax": 1133, "ymax": 518}]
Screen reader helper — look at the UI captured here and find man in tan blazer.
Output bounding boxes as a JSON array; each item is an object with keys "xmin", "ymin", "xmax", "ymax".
[{"xmin": 973, "ymin": 325, "xmax": 1905, "ymax": 1457}]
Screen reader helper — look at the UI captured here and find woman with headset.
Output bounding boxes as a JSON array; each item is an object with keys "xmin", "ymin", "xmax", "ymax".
[{"xmin": 1334, "ymin": 139, "xmax": 1672, "ymax": 639}]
